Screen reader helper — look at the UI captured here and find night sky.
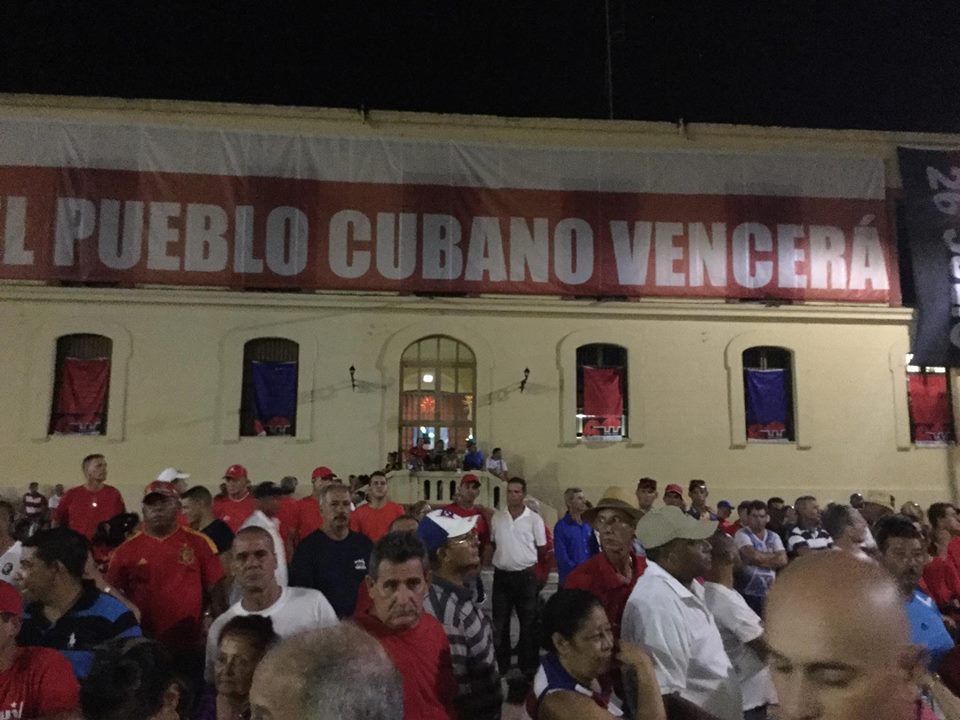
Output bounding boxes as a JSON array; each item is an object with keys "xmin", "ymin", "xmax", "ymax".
[{"xmin": 2, "ymin": 2, "xmax": 960, "ymax": 133}]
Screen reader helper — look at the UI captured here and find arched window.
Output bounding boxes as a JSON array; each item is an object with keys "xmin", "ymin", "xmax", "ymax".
[
  {"xmin": 240, "ymin": 338, "xmax": 299, "ymax": 437},
  {"xmin": 576, "ymin": 343, "xmax": 628, "ymax": 440},
  {"xmin": 742, "ymin": 346, "xmax": 795, "ymax": 442},
  {"xmin": 49, "ymin": 334, "xmax": 113, "ymax": 435},
  {"xmin": 399, "ymin": 336, "xmax": 476, "ymax": 458},
  {"xmin": 906, "ymin": 354, "xmax": 955, "ymax": 446}
]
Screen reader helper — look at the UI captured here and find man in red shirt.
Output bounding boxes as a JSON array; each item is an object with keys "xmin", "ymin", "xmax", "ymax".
[
  {"xmin": 295, "ymin": 466, "xmax": 337, "ymax": 543},
  {"xmin": 350, "ymin": 471, "xmax": 405, "ymax": 543},
  {"xmin": 277, "ymin": 475, "xmax": 300, "ymax": 554},
  {"xmin": 107, "ymin": 481, "xmax": 225, "ymax": 677},
  {"xmin": 213, "ymin": 464, "xmax": 257, "ymax": 533},
  {"xmin": 355, "ymin": 531, "xmax": 457, "ymax": 720},
  {"xmin": 443, "ymin": 474, "xmax": 492, "ymax": 563},
  {"xmin": 565, "ymin": 486, "xmax": 646, "ymax": 639},
  {"xmin": 0, "ymin": 581, "xmax": 79, "ymax": 718},
  {"xmin": 52, "ymin": 454, "xmax": 126, "ymax": 540}
]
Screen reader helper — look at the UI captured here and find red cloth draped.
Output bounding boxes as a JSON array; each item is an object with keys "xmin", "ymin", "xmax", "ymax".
[
  {"xmin": 909, "ymin": 374, "xmax": 954, "ymax": 444},
  {"xmin": 51, "ymin": 357, "xmax": 110, "ymax": 434},
  {"xmin": 582, "ymin": 367, "xmax": 623, "ymax": 436}
]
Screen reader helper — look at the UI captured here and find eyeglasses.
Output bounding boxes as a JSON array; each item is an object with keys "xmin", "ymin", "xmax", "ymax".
[{"xmin": 593, "ymin": 515, "xmax": 634, "ymax": 530}]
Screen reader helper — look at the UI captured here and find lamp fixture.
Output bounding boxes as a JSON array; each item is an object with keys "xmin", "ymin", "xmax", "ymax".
[
  {"xmin": 349, "ymin": 365, "xmax": 356, "ymax": 392},
  {"xmin": 520, "ymin": 367, "xmax": 530, "ymax": 393}
]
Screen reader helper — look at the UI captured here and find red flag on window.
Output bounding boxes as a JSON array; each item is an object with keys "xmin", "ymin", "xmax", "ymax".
[
  {"xmin": 583, "ymin": 367, "xmax": 623, "ymax": 436},
  {"xmin": 51, "ymin": 357, "xmax": 110, "ymax": 434},
  {"xmin": 909, "ymin": 373, "xmax": 954, "ymax": 445}
]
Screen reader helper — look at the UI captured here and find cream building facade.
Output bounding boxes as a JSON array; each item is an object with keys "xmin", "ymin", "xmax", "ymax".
[{"xmin": 0, "ymin": 94, "xmax": 956, "ymax": 511}]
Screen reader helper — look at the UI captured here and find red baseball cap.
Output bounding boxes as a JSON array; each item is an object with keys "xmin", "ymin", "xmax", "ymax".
[
  {"xmin": 0, "ymin": 582, "xmax": 22, "ymax": 615},
  {"xmin": 461, "ymin": 474, "xmax": 481, "ymax": 486},
  {"xmin": 143, "ymin": 480, "xmax": 179, "ymax": 501},
  {"xmin": 664, "ymin": 483, "xmax": 684, "ymax": 497},
  {"xmin": 311, "ymin": 466, "xmax": 335, "ymax": 481},
  {"xmin": 223, "ymin": 464, "xmax": 249, "ymax": 480}
]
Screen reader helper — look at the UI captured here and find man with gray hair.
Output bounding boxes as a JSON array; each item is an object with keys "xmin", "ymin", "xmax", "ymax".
[
  {"xmin": 355, "ymin": 531, "xmax": 457, "ymax": 720},
  {"xmin": 250, "ymin": 623, "xmax": 404, "ymax": 720},
  {"xmin": 553, "ymin": 486, "xmax": 593, "ymax": 586}
]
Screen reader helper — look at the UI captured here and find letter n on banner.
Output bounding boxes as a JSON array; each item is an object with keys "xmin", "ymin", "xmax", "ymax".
[
  {"xmin": 251, "ymin": 361, "xmax": 298, "ymax": 436},
  {"xmin": 908, "ymin": 373, "xmax": 955, "ymax": 445},
  {"xmin": 744, "ymin": 368, "xmax": 788, "ymax": 441},
  {"xmin": 51, "ymin": 358, "xmax": 110, "ymax": 434},
  {"xmin": 582, "ymin": 367, "xmax": 623, "ymax": 440}
]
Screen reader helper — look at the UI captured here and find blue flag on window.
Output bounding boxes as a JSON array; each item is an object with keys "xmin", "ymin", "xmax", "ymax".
[
  {"xmin": 745, "ymin": 368, "xmax": 788, "ymax": 441},
  {"xmin": 251, "ymin": 361, "xmax": 298, "ymax": 436}
]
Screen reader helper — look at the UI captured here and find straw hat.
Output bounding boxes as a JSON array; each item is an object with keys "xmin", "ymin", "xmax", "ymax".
[{"xmin": 583, "ymin": 486, "xmax": 643, "ymax": 526}]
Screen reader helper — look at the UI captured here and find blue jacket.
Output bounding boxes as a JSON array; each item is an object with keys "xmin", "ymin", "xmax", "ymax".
[{"xmin": 554, "ymin": 513, "xmax": 595, "ymax": 586}]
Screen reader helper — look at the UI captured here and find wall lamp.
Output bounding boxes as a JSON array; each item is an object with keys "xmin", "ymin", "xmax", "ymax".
[
  {"xmin": 349, "ymin": 365, "xmax": 357, "ymax": 392},
  {"xmin": 520, "ymin": 367, "xmax": 530, "ymax": 393}
]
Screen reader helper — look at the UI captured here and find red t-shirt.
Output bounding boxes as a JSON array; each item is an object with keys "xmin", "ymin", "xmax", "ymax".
[
  {"xmin": 53, "ymin": 484, "xmax": 126, "ymax": 540},
  {"xmin": 350, "ymin": 502, "xmax": 406, "ymax": 543},
  {"xmin": 296, "ymin": 496, "xmax": 324, "ymax": 542},
  {"xmin": 923, "ymin": 556, "xmax": 960, "ymax": 610},
  {"xmin": 564, "ymin": 551, "xmax": 648, "ymax": 639},
  {"xmin": 0, "ymin": 646, "xmax": 79, "ymax": 717},
  {"xmin": 276, "ymin": 496, "xmax": 298, "ymax": 550},
  {"xmin": 213, "ymin": 494, "xmax": 257, "ymax": 534},
  {"xmin": 442, "ymin": 503, "xmax": 491, "ymax": 548},
  {"xmin": 107, "ymin": 526, "xmax": 224, "ymax": 652},
  {"xmin": 354, "ymin": 612, "xmax": 457, "ymax": 720}
]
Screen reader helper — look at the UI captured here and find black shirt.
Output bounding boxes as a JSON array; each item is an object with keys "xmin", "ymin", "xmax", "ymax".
[
  {"xmin": 289, "ymin": 530, "xmax": 372, "ymax": 618},
  {"xmin": 201, "ymin": 518, "xmax": 234, "ymax": 554}
]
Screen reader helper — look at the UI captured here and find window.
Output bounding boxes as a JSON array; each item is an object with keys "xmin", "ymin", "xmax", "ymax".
[
  {"xmin": 576, "ymin": 343, "xmax": 627, "ymax": 440},
  {"xmin": 240, "ymin": 338, "xmax": 299, "ymax": 437},
  {"xmin": 906, "ymin": 354, "xmax": 955, "ymax": 446},
  {"xmin": 49, "ymin": 334, "xmax": 113, "ymax": 435},
  {"xmin": 742, "ymin": 346, "xmax": 795, "ymax": 442},
  {"xmin": 399, "ymin": 336, "xmax": 475, "ymax": 456}
]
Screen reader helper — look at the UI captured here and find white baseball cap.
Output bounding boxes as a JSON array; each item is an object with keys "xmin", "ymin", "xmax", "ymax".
[
  {"xmin": 155, "ymin": 467, "xmax": 190, "ymax": 483},
  {"xmin": 417, "ymin": 509, "xmax": 480, "ymax": 553},
  {"xmin": 636, "ymin": 505, "xmax": 717, "ymax": 549}
]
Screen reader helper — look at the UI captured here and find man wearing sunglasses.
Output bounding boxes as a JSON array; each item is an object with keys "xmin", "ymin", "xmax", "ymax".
[{"xmin": 419, "ymin": 509, "xmax": 502, "ymax": 720}]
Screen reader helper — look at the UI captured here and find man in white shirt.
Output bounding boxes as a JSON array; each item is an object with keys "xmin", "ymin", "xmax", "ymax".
[
  {"xmin": 622, "ymin": 505, "xmax": 742, "ymax": 720},
  {"xmin": 0, "ymin": 502, "xmax": 21, "ymax": 587},
  {"xmin": 205, "ymin": 526, "xmax": 337, "ymax": 682},
  {"xmin": 704, "ymin": 533, "xmax": 776, "ymax": 720},
  {"xmin": 490, "ymin": 477, "xmax": 546, "ymax": 678},
  {"xmin": 485, "ymin": 447, "xmax": 508, "ymax": 481},
  {"xmin": 240, "ymin": 482, "xmax": 288, "ymax": 588}
]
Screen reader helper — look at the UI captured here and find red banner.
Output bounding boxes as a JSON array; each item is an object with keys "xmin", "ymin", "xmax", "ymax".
[
  {"xmin": 582, "ymin": 367, "xmax": 623, "ymax": 437},
  {"xmin": 51, "ymin": 357, "xmax": 110, "ymax": 435},
  {"xmin": 908, "ymin": 373, "xmax": 954, "ymax": 445},
  {"xmin": 0, "ymin": 165, "xmax": 896, "ymax": 302}
]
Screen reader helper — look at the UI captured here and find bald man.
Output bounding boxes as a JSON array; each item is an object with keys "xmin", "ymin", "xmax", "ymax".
[
  {"xmin": 765, "ymin": 552, "xmax": 928, "ymax": 720},
  {"xmin": 250, "ymin": 624, "xmax": 403, "ymax": 720}
]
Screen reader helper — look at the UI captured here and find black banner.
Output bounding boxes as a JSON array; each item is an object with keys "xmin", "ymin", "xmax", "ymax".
[{"xmin": 898, "ymin": 147, "xmax": 960, "ymax": 366}]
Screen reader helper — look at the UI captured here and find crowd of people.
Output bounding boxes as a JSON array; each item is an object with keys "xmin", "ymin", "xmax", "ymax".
[{"xmin": 0, "ymin": 454, "xmax": 958, "ymax": 719}]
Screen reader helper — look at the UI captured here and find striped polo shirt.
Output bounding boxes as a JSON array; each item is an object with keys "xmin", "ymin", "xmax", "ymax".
[
  {"xmin": 19, "ymin": 580, "xmax": 142, "ymax": 680},
  {"xmin": 425, "ymin": 575, "xmax": 502, "ymax": 720},
  {"xmin": 786, "ymin": 524, "xmax": 834, "ymax": 555}
]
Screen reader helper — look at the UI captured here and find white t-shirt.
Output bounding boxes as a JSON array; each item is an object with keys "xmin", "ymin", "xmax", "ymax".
[
  {"xmin": 486, "ymin": 457, "xmax": 508, "ymax": 475},
  {"xmin": 205, "ymin": 586, "xmax": 338, "ymax": 681},
  {"xmin": 47, "ymin": 495, "xmax": 61, "ymax": 511},
  {"xmin": 0, "ymin": 542, "xmax": 21, "ymax": 587},
  {"xmin": 240, "ymin": 510, "xmax": 288, "ymax": 588},
  {"xmin": 703, "ymin": 582, "xmax": 778, "ymax": 711},
  {"xmin": 491, "ymin": 507, "xmax": 546, "ymax": 572},
  {"xmin": 622, "ymin": 561, "xmax": 742, "ymax": 720}
]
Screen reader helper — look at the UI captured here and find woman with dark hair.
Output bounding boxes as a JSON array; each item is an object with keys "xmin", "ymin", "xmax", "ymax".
[
  {"xmin": 529, "ymin": 589, "xmax": 665, "ymax": 720},
  {"xmin": 81, "ymin": 637, "xmax": 190, "ymax": 720},
  {"xmin": 200, "ymin": 615, "xmax": 278, "ymax": 720}
]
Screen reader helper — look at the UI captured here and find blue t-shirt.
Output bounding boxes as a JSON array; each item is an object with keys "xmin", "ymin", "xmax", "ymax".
[
  {"xmin": 906, "ymin": 588, "xmax": 954, "ymax": 671},
  {"xmin": 289, "ymin": 530, "xmax": 373, "ymax": 618}
]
